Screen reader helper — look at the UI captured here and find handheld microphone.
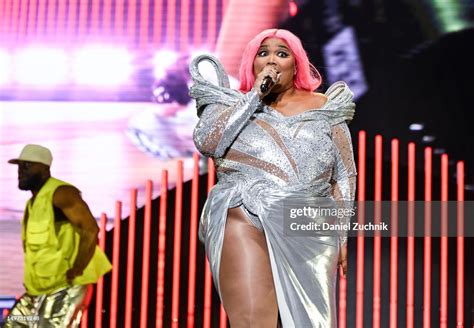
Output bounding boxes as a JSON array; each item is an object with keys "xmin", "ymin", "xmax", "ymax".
[{"xmin": 260, "ymin": 76, "xmax": 274, "ymax": 94}]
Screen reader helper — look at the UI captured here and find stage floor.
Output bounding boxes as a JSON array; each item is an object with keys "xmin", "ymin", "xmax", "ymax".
[{"xmin": 0, "ymin": 100, "xmax": 197, "ymax": 296}]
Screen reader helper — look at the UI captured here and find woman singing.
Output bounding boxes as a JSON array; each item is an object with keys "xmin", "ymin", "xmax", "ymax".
[{"xmin": 190, "ymin": 29, "xmax": 356, "ymax": 327}]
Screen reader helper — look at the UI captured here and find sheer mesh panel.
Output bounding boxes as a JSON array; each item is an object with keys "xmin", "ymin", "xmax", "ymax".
[{"xmin": 330, "ymin": 122, "xmax": 357, "ymax": 246}]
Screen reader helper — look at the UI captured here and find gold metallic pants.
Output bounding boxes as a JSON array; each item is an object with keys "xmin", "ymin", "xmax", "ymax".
[{"xmin": 3, "ymin": 285, "xmax": 91, "ymax": 328}]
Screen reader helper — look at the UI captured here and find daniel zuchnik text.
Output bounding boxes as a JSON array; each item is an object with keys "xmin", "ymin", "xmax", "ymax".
[{"xmin": 289, "ymin": 221, "xmax": 389, "ymax": 232}]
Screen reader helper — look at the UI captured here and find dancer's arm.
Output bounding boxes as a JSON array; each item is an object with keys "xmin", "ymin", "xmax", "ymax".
[{"xmin": 53, "ymin": 185, "xmax": 99, "ymax": 283}]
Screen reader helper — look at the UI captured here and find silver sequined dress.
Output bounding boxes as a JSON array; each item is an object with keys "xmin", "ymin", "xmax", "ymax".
[{"xmin": 190, "ymin": 55, "xmax": 356, "ymax": 328}]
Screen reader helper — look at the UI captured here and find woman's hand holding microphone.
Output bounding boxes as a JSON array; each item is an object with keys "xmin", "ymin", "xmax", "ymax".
[{"xmin": 252, "ymin": 64, "xmax": 281, "ymax": 99}]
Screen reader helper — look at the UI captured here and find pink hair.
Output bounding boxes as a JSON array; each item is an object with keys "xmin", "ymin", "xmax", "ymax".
[{"xmin": 238, "ymin": 29, "xmax": 322, "ymax": 92}]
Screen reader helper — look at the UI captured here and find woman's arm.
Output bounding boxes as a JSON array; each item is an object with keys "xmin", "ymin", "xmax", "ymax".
[
  {"xmin": 330, "ymin": 122, "xmax": 357, "ymax": 247},
  {"xmin": 193, "ymin": 90, "xmax": 260, "ymax": 158}
]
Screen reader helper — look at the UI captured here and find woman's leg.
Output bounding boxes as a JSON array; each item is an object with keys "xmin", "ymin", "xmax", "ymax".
[{"xmin": 219, "ymin": 207, "xmax": 279, "ymax": 327}]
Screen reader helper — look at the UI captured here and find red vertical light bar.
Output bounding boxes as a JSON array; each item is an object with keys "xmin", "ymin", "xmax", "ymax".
[
  {"xmin": 81, "ymin": 280, "xmax": 94, "ymax": 327},
  {"xmin": 207, "ymin": 0, "xmax": 217, "ymax": 49},
  {"xmin": 114, "ymin": 0, "xmax": 125, "ymax": 36},
  {"xmin": 127, "ymin": 0, "xmax": 136, "ymax": 43},
  {"xmin": 219, "ymin": 306, "xmax": 227, "ymax": 328},
  {"xmin": 140, "ymin": 180, "xmax": 154, "ymax": 328},
  {"xmin": 156, "ymin": 171, "xmax": 168, "ymax": 328},
  {"xmin": 372, "ymin": 135, "xmax": 382, "ymax": 328},
  {"xmin": 10, "ymin": 0, "xmax": 20, "ymax": 37},
  {"xmin": 110, "ymin": 201, "xmax": 122, "ymax": 328},
  {"xmin": 139, "ymin": 0, "xmax": 150, "ymax": 47},
  {"xmin": 63, "ymin": 0, "xmax": 78, "ymax": 39},
  {"xmin": 153, "ymin": 0, "xmax": 163, "ymax": 46},
  {"xmin": 440, "ymin": 154, "xmax": 449, "ymax": 327},
  {"xmin": 355, "ymin": 130, "xmax": 366, "ymax": 328},
  {"xmin": 406, "ymin": 142, "xmax": 416, "ymax": 328},
  {"xmin": 17, "ymin": 0, "xmax": 28, "ymax": 37},
  {"xmin": 171, "ymin": 161, "xmax": 184, "ymax": 327},
  {"xmin": 90, "ymin": 0, "xmax": 100, "ymax": 35},
  {"xmin": 389, "ymin": 139, "xmax": 399, "ymax": 328},
  {"xmin": 456, "ymin": 161, "xmax": 464, "ymax": 327},
  {"xmin": 46, "ymin": 0, "xmax": 56, "ymax": 35},
  {"xmin": 36, "ymin": 0, "xmax": 46, "ymax": 36},
  {"xmin": 166, "ymin": 0, "xmax": 176, "ymax": 48},
  {"xmin": 203, "ymin": 159, "xmax": 215, "ymax": 328},
  {"xmin": 203, "ymin": 265, "xmax": 213, "ymax": 328},
  {"xmin": 81, "ymin": 309, "xmax": 88, "ymax": 328},
  {"xmin": 193, "ymin": 0, "xmax": 203, "ymax": 47},
  {"xmin": 95, "ymin": 213, "xmax": 108, "ymax": 328},
  {"xmin": 179, "ymin": 0, "xmax": 189, "ymax": 52},
  {"xmin": 187, "ymin": 154, "xmax": 200, "ymax": 327},
  {"xmin": 78, "ymin": 0, "xmax": 89, "ymax": 38},
  {"xmin": 103, "ymin": 0, "xmax": 112, "ymax": 35},
  {"xmin": 423, "ymin": 147, "xmax": 432, "ymax": 328},
  {"xmin": 124, "ymin": 189, "xmax": 137, "ymax": 328}
]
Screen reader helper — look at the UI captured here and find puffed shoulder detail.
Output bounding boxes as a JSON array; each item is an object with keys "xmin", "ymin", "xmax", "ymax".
[
  {"xmin": 323, "ymin": 81, "xmax": 356, "ymax": 125},
  {"xmin": 325, "ymin": 81, "xmax": 354, "ymax": 103},
  {"xmin": 189, "ymin": 54, "xmax": 245, "ymax": 116}
]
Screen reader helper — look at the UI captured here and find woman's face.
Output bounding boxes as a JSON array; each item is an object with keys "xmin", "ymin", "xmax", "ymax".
[{"xmin": 253, "ymin": 37, "xmax": 296, "ymax": 92}]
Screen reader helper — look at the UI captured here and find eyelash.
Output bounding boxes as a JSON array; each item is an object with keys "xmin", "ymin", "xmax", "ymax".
[{"xmin": 257, "ymin": 50, "xmax": 289, "ymax": 58}]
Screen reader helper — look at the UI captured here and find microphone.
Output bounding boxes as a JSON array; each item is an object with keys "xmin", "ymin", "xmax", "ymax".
[
  {"xmin": 260, "ymin": 71, "xmax": 281, "ymax": 94},
  {"xmin": 260, "ymin": 75, "xmax": 275, "ymax": 94}
]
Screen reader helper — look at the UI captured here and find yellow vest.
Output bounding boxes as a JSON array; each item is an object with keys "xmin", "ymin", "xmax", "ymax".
[{"xmin": 22, "ymin": 177, "xmax": 112, "ymax": 295}]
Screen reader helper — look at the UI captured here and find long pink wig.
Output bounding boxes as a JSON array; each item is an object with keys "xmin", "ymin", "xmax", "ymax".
[{"xmin": 238, "ymin": 29, "xmax": 322, "ymax": 92}]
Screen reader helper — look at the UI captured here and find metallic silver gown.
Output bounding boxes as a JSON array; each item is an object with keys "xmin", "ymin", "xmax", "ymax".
[{"xmin": 190, "ymin": 55, "xmax": 356, "ymax": 327}]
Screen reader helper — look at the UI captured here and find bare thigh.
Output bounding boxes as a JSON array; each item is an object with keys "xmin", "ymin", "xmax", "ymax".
[{"xmin": 219, "ymin": 207, "xmax": 278, "ymax": 327}]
